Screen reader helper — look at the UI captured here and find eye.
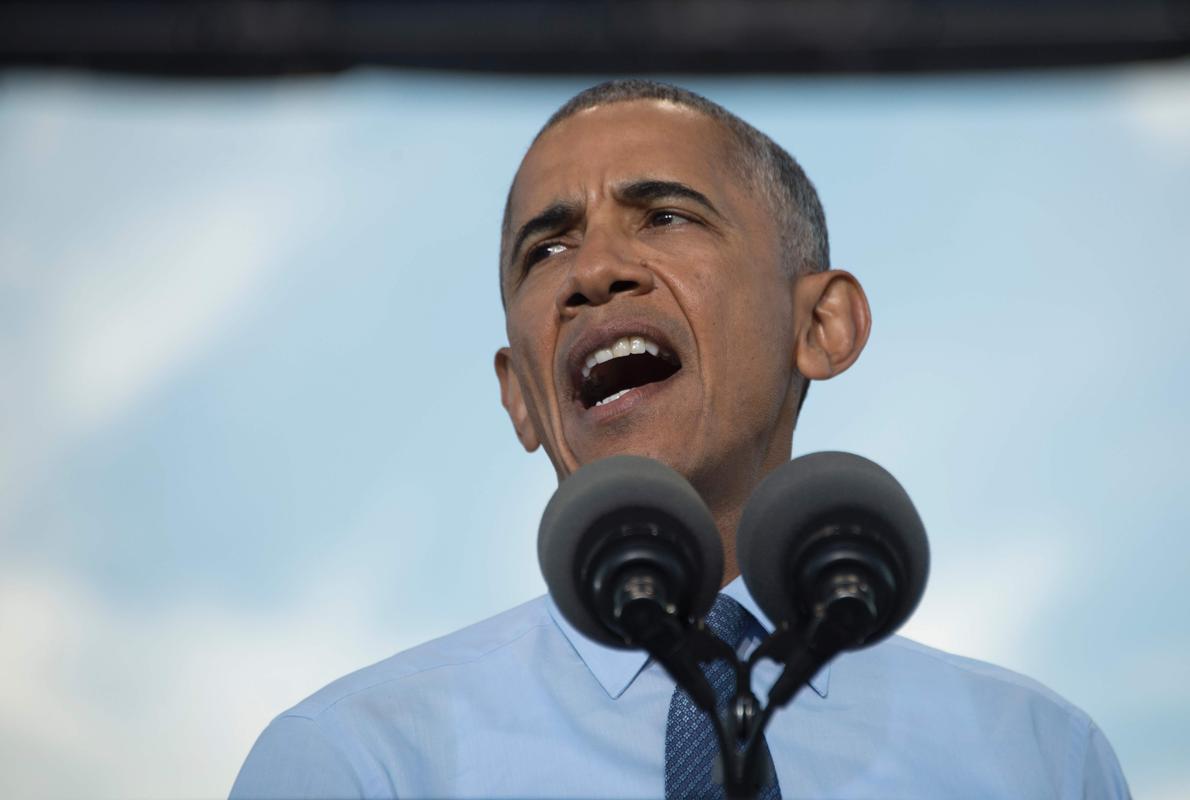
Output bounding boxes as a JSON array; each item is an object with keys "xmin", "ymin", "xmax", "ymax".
[
  {"xmin": 525, "ymin": 241, "xmax": 568, "ymax": 268},
  {"xmin": 647, "ymin": 210, "xmax": 692, "ymax": 228}
]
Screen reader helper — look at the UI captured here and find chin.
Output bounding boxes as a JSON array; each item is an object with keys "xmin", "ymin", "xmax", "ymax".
[{"xmin": 569, "ymin": 435, "xmax": 697, "ymax": 478}]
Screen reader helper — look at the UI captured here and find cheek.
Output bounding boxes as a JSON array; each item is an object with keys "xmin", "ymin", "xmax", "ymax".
[
  {"xmin": 507, "ymin": 279, "xmax": 555, "ymax": 341},
  {"xmin": 705, "ymin": 273, "xmax": 796, "ymax": 391},
  {"xmin": 515, "ymin": 253, "xmax": 574, "ymax": 302},
  {"xmin": 510, "ymin": 336, "xmax": 555, "ymax": 398},
  {"xmin": 506, "ymin": 316, "xmax": 561, "ymax": 405}
]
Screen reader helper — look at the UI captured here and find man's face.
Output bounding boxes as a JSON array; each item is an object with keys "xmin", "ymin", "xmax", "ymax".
[{"xmin": 497, "ymin": 100, "xmax": 801, "ymax": 500}]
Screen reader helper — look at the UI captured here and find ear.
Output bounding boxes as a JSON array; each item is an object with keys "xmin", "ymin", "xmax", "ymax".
[
  {"xmin": 792, "ymin": 270, "xmax": 872, "ymax": 381},
  {"xmin": 494, "ymin": 347, "xmax": 542, "ymax": 453}
]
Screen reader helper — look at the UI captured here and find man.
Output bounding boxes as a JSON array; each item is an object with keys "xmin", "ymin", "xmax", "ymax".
[{"xmin": 231, "ymin": 80, "xmax": 1130, "ymax": 798}]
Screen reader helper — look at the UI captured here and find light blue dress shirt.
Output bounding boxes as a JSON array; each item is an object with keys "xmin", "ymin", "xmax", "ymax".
[{"xmin": 231, "ymin": 577, "xmax": 1130, "ymax": 799}]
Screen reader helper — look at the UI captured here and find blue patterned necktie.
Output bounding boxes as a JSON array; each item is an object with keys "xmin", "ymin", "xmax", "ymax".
[{"xmin": 664, "ymin": 593, "xmax": 782, "ymax": 799}]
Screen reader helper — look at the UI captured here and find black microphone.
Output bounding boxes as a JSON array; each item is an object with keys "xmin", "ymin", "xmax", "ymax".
[
  {"xmin": 538, "ymin": 455, "xmax": 724, "ymax": 649},
  {"xmin": 538, "ymin": 451, "xmax": 926, "ymax": 800},
  {"xmin": 737, "ymin": 451, "xmax": 929, "ymax": 656}
]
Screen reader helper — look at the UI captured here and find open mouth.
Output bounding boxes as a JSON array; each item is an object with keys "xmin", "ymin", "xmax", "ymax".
[{"xmin": 576, "ymin": 334, "xmax": 682, "ymax": 409}]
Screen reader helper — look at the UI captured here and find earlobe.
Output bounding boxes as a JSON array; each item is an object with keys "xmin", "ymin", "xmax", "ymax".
[
  {"xmin": 494, "ymin": 347, "xmax": 542, "ymax": 453},
  {"xmin": 793, "ymin": 270, "xmax": 872, "ymax": 381}
]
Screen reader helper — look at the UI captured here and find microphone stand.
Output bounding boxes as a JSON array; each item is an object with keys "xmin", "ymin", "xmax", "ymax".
[{"xmin": 614, "ymin": 567, "xmax": 881, "ymax": 800}]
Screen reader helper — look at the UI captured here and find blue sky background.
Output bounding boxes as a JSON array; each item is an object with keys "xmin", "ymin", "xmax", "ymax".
[{"xmin": 1, "ymin": 62, "xmax": 1188, "ymax": 798}]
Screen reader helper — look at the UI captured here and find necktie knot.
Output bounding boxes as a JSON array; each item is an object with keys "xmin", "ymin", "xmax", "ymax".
[{"xmin": 703, "ymin": 593, "xmax": 757, "ymax": 654}]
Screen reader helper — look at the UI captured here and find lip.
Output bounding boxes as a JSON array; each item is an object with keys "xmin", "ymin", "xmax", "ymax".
[{"xmin": 560, "ymin": 317, "xmax": 686, "ymax": 406}]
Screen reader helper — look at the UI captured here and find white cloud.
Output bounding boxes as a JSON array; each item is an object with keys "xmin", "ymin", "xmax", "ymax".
[
  {"xmin": 1145, "ymin": 772, "xmax": 1190, "ymax": 800},
  {"xmin": 0, "ymin": 178, "xmax": 307, "ymax": 537},
  {"xmin": 0, "ymin": 562, "xmax": 419, "ymax": 799},
  {"xmin": 48, "ymin": 185, "xmax": 297, "ymax": 431},
  {"xmin": 898, "ymin": 528, "xmax": 1075, "ymax": 670},
  {"xmin": 1116, "ymin": 62, "xmax": 1190, "ymax": 158},
  {"xmin": 1114, "ymin": 639, "xmax": 1190, "ymax": 710}
]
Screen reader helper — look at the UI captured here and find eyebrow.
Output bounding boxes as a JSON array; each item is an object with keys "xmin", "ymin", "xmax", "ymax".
[
  {"xmin": 615, "ymin": 179, "xmax": 722, "ymax": 219},
  {"xmin": 506, "ymin": 179, "xmax": 722, "ymax": 270}
]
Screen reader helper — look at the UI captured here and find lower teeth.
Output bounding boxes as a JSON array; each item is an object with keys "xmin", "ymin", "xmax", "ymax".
[{"xmin": 595, "ymin": 388, "xmax": 632, "ymax": 407}]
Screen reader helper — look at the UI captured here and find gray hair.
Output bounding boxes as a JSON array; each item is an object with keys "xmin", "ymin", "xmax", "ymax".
[{"xmin": 499, "ymin": 79, "xmax": 830, "ymax": 301}]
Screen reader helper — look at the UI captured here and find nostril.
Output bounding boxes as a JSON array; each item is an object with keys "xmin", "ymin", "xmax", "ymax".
[
  {"xmin": 565, "ymin": 291, "xmax": 590, "ymax": 308},
  {"xmin": 609, "ymin": 280, "xmax": 638, "ymax": 295}
]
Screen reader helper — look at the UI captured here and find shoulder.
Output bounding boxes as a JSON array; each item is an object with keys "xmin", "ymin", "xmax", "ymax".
[
  {"xmin": 288, "ymin": 594, "xmax": 559, "ymax": 721},
  {"xmin": 854, "ymin": 634, "xmax": 1095, "ymax": 744},
  {"xmin": 842, "ymin": 636, "xmax": 1130, "ymax": 796},
  {"xmin": 874, "ymin": 634, "xmax": 1089, "ymax": 718},
  {"xmin": 232, "ymin": 596, "xmax": 569, "ymax": 799},
  {"xmin": 821, "ymin": 636, "xmax": 1130, "ymax": 797}
]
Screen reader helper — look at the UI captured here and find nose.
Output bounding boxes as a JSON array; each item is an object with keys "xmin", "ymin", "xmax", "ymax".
[{"xmin": 555, "ymin": 230, "xmax": 655, "ymax": 317}]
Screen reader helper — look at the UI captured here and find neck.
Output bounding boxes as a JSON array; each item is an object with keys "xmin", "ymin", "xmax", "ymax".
[
  {"xmin": 714, "ymin": 502, "xmax": 745, "ymax": 588},
  {"xmin": 699, "ymin": 432, "xmax": 797, "ymax": 589},
  {"xmin": 696, "ymin": 462, "xmax": 772, "ymax": 590}
]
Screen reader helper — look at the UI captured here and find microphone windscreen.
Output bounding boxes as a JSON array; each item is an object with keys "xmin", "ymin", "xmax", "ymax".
[
  {"xmin": 737, "ymin": 451, "xmax": 929, "ymax": 645},
  {"xmin": 538, "ymin": 455, "xmax": 723, "ymax": 648}
]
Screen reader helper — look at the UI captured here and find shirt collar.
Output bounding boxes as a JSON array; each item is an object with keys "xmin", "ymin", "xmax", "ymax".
[{"xmin": 546, "ymin": 575, "xmax": 830, "ymax": 701}]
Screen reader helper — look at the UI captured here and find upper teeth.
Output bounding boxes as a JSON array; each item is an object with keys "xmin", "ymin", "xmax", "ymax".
[{"xmin": 582, "ymin": 335, "xmax": 662, "ymax": 379}]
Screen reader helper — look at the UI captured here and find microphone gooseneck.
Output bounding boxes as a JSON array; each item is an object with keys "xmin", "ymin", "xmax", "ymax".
[
  {"xmin": 737, "ymin": 451, "xmax": 929, "ymax": 713},
  {"xmin": 539, "ymin": 451, "xmax": 930, "ymax": 800}
]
